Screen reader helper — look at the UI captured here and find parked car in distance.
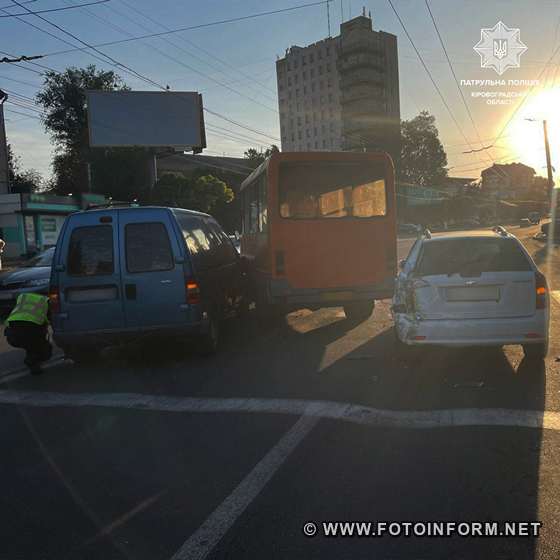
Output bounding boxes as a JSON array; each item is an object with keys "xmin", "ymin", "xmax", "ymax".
[
  {"xmin": 392, "ymin": 227, "xmax": 549, "ymax": 360},
  {"xmin": 457, "ymin": 218, "xmax": 481, "ymax": 229},
  {"xmin": 50, "ymin": 206, "xmax": 247, "ymax": 361},
  {"xmin": 0, "ymin": 247, "xmax": 54, "ymax": 315},
  {"xmin": 519, "ymin": 218, "xmax": 531, "ymax": 227},
  {"xmin": 541, "ymin": 219, "xmax": 560, "ymax": 240},
  {"xmin": 398, "ymin": 223, "xmax": 419, "ymax": 236},
  {"xmin": 528, "ymin": 212, "xmax": 541, "ymax": 225}
]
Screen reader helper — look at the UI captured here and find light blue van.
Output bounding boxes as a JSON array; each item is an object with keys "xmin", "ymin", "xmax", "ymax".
[{"xmin": 50, "ymin": 206, "xmax": 246, "ymax": 361}]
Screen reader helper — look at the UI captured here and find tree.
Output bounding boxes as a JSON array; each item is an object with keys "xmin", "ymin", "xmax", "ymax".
[
  {"xmin": 154, "ymin": 173, "xmax": 234, "ymax": 215},
  {"xmin": 35, "ymin": 65, "xmax": 128, "ymax": 194},
  {"xmin": 6, "ymin": 143, "xmax": 43, "ymax": 193},
  {"xmin": 243, "ymin": 144, "xmax": 279, "ymax": 167},
  {"xmin": 400, "ymin": 111, "xmax": 448, "ymax": 186}
]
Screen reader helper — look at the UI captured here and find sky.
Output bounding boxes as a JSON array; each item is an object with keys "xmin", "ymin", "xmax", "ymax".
[{"xmin": 1, "ymin": 0, "xmax": 560, "ymax": 183}]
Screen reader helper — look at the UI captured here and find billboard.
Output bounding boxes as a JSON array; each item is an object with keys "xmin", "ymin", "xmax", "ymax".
[{"xmin": 86, "ymin": 91, "xmax": 206, "ymax": 151}]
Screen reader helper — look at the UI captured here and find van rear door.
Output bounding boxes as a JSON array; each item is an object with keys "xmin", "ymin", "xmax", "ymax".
[
  {"xmin": 57, "ymin": 212, "xmax": 125, "ymax": 333},
  {"xmin": 118, "ymin": 209, "xmax": 188, "ymax": 329}
]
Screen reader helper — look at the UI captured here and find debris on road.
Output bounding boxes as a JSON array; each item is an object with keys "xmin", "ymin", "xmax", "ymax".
[{"xmin": 453, "ymin": 381, "xmax": 485, "ymax": 389}]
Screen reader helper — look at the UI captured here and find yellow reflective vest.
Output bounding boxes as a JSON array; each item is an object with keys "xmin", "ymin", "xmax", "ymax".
[{"xmin": 5, "ymin": 293, "xmax": 49, "ymax": 326}]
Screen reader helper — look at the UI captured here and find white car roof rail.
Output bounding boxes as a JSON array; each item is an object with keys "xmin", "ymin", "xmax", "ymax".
[
  {"xmin": 416, "ymin": 226, "xmax": 432, "ymax": 239},
  {"xmin": 492, "ymin": 225, "xmax": 509, "ymax": 237}
]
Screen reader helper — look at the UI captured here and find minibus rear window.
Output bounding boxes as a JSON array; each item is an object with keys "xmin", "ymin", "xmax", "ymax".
[{"xmin": 279, "ymin": 161, "xmax": 387, "ymax": 219}]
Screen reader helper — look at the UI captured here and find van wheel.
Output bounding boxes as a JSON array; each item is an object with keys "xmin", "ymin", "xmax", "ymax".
[
  {"xmin": 344, "ymin": 301, "xmax": 375, "ymax": 323},
  {"xmin": 523, "ymin": 343, "xmax": 547, "ymax": 360},
  {"xmin": 199, "ymin": 316, "xmax": 220, "ymax": 355}
]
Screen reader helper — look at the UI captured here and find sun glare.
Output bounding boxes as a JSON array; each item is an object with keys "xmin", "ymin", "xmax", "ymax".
[{"xmin": 508, "ymin": 87, "xmax": 560, "ymax": 182}]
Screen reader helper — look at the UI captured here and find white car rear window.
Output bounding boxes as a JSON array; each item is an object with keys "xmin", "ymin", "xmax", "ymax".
[{"xmin": 416, "ymin": 238, "xmax": 532, "ymax": 276}]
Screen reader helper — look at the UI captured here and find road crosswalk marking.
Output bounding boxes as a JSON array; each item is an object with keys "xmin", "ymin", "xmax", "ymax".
[{"xmin": 0, "ymin": 390, "xmax": 558, "ymax": 431}]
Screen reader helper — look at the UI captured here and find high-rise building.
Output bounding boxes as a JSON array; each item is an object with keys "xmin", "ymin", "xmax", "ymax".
[{"xmin": 276, "ymin": 11, "xmax": 400, "ymax": 163}]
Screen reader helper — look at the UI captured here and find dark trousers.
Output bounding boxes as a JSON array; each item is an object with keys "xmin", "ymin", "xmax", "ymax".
[{"xmin": 5, "ymin": 321, "xmax": 52, "ymax": 367}]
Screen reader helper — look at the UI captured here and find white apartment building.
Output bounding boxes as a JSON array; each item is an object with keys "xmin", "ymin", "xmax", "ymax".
[
  {"xmin": 276, "ymin": 37, "xmax": 342, "ymax": 152},
  {"xmin": 276, "ymin": 13, "xmax": 400, "ymax": 162}
]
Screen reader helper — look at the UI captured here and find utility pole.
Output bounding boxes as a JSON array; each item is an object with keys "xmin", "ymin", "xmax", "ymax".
[
  {"xmin": 526, "ymin": 116, "xmax": 557, "ymax": 245},
  {"xmin": 0, "ymin": 89, "xmax": 10, "ymax": 194},
  {"xmin": 543, "ymin": 119, "xmax": 558, "ymax": 247},
  {"xmin": 543, "ymin": 119, "xmax": 554, "ymax": 199}
]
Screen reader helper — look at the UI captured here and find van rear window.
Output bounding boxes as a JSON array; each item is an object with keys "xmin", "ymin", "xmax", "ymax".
[
  {"xmin": 125, "ymin": 222, "xmax": 174, "ymax": 273},
  {"xmin": 67, "ymin": 225, "xmax": 114, "ymax": 276},
  {"xmin": 416, "ymin": 238, "xmax": 532, "ymax": 276}
]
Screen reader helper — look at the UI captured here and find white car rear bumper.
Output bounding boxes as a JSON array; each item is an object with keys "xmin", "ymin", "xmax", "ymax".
[{"xmin": 395, "ymin": 312, "xmax": 548, "ymax": 347}]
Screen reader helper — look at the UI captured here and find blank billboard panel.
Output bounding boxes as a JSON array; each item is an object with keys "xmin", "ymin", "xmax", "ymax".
[{"xmin": 87, "ymin": 91, "xmax": 206, "ymax": 150}]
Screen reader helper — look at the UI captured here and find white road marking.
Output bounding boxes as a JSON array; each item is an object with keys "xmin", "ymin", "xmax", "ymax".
[
  {"xmin": 551, "ymin": 290, "xmax": 560, "ymax": 306},
  {"xmin": 0, "ymin": 390, "xmax": 558, "ymax": 431},
  {"xmin": 0, "ymin": 356, "xmax": 66, "ymax": 386},
  {"xmin": 170, "ymin": 415, "xmax": 318, "ymax": 560}
]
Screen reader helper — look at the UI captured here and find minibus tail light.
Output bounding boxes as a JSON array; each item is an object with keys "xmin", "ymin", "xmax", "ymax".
[
  {"xmin": 186, "ymin": 278, "xmax": 201, "ymax": 305},
  {"xmin": 535, "ymin": 271, "xmax": 547, "ymax": 309},
  {"xmin": 48, "ymin": 286, "xmax": 60, "ymax": 314}
]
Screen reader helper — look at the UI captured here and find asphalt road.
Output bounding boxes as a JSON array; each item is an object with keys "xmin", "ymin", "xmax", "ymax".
[{"xmin": 1, "ymin": 225, "xmax": 559, "ymax": 559}]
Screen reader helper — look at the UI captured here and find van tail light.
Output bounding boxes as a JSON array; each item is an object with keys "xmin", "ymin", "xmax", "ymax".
[
  {"xmin": 535, "ymin": 271, "xmax": 547, "ymax": 309},
  {"xmin": 48, "ymin": 286, "xmax": 60, "ymax": 314},
  {"xmin": 185, "ymin": 278, "xmax": 201, "ymax": 305}
]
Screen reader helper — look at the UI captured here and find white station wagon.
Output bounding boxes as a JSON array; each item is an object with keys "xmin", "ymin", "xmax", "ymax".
[{"xmin": 392, "ymin": 227, "xmax": 549, "ymax": 359}]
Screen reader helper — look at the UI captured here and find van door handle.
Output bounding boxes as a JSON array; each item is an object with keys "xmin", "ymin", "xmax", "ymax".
[{"xmin": 125, "ymin": 284, "xmax": 137, "ymax": 300}]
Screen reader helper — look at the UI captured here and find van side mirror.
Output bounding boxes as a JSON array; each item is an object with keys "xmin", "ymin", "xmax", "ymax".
[{"xmin": 399, "ymin": 259, "xmax": 407, "ymax": 270}]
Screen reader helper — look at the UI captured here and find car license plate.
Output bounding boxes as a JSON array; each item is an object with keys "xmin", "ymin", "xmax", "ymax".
[
  {"xmin": 446, "ymin": 286, "xmax": 499, "ymax": 302},
  {"xmin": 322, "ymin": 291, "xmax": 354, "ymax": 302}
]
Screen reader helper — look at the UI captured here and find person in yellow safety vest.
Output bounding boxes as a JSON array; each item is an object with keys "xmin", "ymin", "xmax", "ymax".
[{"xmin": 4, "ymin": 293, "xmax": 52, "ymax": 375}]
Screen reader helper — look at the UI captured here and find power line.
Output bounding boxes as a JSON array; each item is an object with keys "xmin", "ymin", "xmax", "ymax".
[
  {"xmin": 9, "ymin": 0, "xmax": 167, "ymax": 90},
  {"xmin": 41, "ymin": 1, "xmax": 333, "ymax": 58},
  {"xmin": 0, "ymin": 73, "xmax": 41, "ymax": 87},
  {"xmin": 117, "ymin": 0, "xmax": 277, "ymax": 98},
  {"xmin": 204, "ymin": 108, "xmax": 280, "ymax": 142},
  {"xmin": 0, "ymin": 0, "xmax": 35, "ymax": 9},
  {"xmin": 0, "ymin": 0, "xmax": 110, "ymax": 18},
  {"xmin": 424, "ymin": 0, "xmax": 495, "ymax": 165},
  {"xmin": 62, "ymin": 0, "xmax": 278, "ymax": 113},
  {"xmin": 4, "ymin": 107, "xmax": 41, "ymax": 121},
  {"xmin": 386, "ymin": 0, "xmax": 488, "ymax": 171},
  {"xmin": 0, "ymin": 49, "xmax": 57, "ymax": 74},
  {"xmin": 492, "ymin": 32, "xmax": 560, "ymax": 146},
  {"xmin": 206, "ymin": 122, "xmax": 274, "ymax": 147},
  {"xmin": 0, "ymin": 54, "xmax": 43, "ymax": 63}
]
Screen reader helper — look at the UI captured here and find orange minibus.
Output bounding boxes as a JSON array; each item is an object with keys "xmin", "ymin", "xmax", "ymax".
[{"xmin": 240, "ymin": 151, "xmax": 397, "ymax": 321}]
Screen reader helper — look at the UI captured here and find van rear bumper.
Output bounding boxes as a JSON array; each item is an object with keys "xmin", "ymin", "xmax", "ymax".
[
  {"xmin": 268, "ymin": 277, "xmax": 394, "ymax": 307},
  {"xmin": 53, "ymin": 321, "xmax": 206, "ymax": 349}
]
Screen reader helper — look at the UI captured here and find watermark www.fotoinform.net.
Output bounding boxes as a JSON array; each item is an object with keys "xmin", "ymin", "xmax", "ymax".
[{"xmin": 302, "ymin": 521, "xmax": 542, "ymax": 538}]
